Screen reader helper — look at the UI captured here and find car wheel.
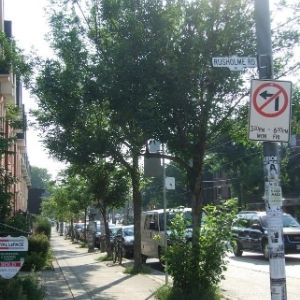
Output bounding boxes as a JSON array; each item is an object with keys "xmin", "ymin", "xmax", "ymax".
[
  {"xmin": 232, "ymin": 240, "xmax": 243, "ymax": 257},
  {"xmin": 263, "ymin": 242, "xmax": 269, "ymax": 260}
]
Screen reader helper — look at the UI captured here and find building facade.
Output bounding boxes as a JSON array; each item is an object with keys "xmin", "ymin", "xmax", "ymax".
[{"xmin": 0, "ymin": 0, "xmax": 31, "ymax": 215}]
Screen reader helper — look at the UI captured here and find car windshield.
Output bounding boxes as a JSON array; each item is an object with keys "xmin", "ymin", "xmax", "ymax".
[
  {"xmin": 123, "ymin": 227, "xmax": 134, "ymax": 236},
  {"xmin": 110, "ymin": 227, "xmax": 121, "ymax": 236},
  {"xmin": 159, "ymin": 210, "xmax": 193, "ymax": 230},
  {"xmin": 261, "ymin": 214, "xmax": 300, "ymax": 228},
  {"xmin": 283, "ymin": 214, "xmax": 300, "ymax": 227}
]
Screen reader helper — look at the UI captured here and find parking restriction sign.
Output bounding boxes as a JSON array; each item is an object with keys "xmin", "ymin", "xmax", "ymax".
[{"xmin": 249, "ymin": 79, "xmax": 292, "ymax": 142}]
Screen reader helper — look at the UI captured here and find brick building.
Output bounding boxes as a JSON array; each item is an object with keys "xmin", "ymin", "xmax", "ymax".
[{"xmin": 0, "ymin": 0, "xmax": 31, "ymax": 215}]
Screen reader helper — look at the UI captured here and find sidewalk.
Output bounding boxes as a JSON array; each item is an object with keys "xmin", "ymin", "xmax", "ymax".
[{"xmin": 41, "ymin": 230, "xmax": 165, "ymax": 300}]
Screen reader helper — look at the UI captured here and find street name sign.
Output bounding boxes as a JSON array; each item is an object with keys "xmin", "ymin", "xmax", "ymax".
[
  {"xmin": 212, "ymin": 56, "xmax": 257, "ymax": 71},
  {"xmin": 249, "ymin": 79, "xmax": 292, "ymax": 142},
  {"xmin": 0, "ymin": 236, "xmax": 28, "ymax": 279}
]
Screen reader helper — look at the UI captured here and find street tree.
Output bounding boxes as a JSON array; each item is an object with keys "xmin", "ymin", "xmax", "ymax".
[
  {"xmin": 31, "ymin": 0, "xmax": 181, "ymax": 271},
  {"xmin": 72, "ymin": 162, "xmax": 130, "ymax": 255},
  {"xmin": 31, "ymin": 0, "xmax": 300, "ymax": 282},
  {"xmin": 140, "ymin": 0, "xmax": 300, "ymax": 288},
  {"xmin": 30, "ymin": 166, "xmax": 52, "ymax": 190}
]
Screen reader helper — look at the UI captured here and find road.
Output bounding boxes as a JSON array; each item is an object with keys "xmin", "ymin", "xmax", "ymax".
[
  {"xmin": 145, "ymin": 252, "xmax": 300, "ymax": 299},
  {"xmin": 220, "ymin": 252, "xmax": 300, "ymax": 300}
]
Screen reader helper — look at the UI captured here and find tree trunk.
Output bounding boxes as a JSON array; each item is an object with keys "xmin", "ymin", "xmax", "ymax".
[
  {"xmin": 189, "ymin": 143, "xmax": 206, "ymax": 288},
  {"xmin": 84, "ymin": 207, "xmax": 87, "ymax": 242},
  {"xmin": 103, "ymin": 207, "xmax": 112, "ymax": 257},
  {"xmin": 71, "ymin": 217, "xmax": 74, "ymax": 242},
  {"xmin": 131, "ymin": 153, "xmax": 142, "ymax": 271}
]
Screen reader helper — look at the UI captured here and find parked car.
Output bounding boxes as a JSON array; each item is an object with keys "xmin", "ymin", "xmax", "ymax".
[
  {"xmin": 73, "ymin": 223, "xmax": 85, "ymax": 241},
  {"xmin": 95, "ymin": 224, "xmax": 121, "ymax": 250},
  {"xmin": 114, "ymin": 225, "xmax": 134, "ymax": 258},
  {"xmin": 109, "ymin": 225, "xmax": 122, "ymax": 248},
  {"xmin": 232, "ymin": 211, "xmax": 300, "ymax": 259}
]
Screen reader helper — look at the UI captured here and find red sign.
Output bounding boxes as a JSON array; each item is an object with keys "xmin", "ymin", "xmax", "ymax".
[
  {"xmin": 252, "ymin": 82, "xmax": 289, "ymax": 117},
  {"xmin": 0, "ymin": 236, "xmax": 28, "ymax": 279},
  {"xmin": 249, "ymin": 79, "xmax": 292, "ymax": 143}
]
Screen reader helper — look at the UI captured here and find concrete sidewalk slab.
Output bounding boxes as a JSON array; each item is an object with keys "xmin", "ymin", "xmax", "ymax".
[{"xmin": 43, "ymin": 230, "xmax": 164, "ymax": 300}]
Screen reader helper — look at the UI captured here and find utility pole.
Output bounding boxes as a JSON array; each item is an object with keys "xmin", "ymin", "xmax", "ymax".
[
  {"xmin": 162, "ymin": 143, "xmax": 168, "ymax": 284},
  {"xmin": 254, "ymin": 1, "xmax": 287, "ymax": 299}
]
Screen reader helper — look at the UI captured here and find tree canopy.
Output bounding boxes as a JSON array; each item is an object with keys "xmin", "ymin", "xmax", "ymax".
[{"xmin": 31, "ymin": 0, "xmax": 300, "ymax": 277}]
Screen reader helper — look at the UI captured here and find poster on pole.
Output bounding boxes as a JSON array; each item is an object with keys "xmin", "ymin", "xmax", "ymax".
[{"xmin": 249, "ymin": 79, "xmax": 292, "ymax": 142}]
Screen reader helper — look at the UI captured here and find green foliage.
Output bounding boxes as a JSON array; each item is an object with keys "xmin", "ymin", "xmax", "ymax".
[
  {"xmin": 33, "ymin": 216, "xmax": 51, "ymax": 239},
  {"xmin": 124, "ymin": 264, "xmax": 152, "ymax": 275},
  {"xmin": 143, "ymin": 163, "xmax": 189, "ymax": 210},
  {"xmin": 165, "ymin": 199, "xmax": 237, "ymax": 295},
  {"xmin": 155, "ymin": 284, "xmax": 221, "ymax": 300},
  {"xmin": 0, "ymin": 276, "xmax": 23, "ymax": 300},
  {"xmin": 164, "ymin": 212, "xmax": 193, "ymax": 291},
  {"xmin": 30, "ymin": 166, "xmax": 52, "ymax": 190},
  {"xmin": 0, "ymin": 273, "xmax": 45, "ymax": 300},
  {"xmin": 20, "ymin": 272, "xmax": 46, "ymax": 300},
  {"xmin": 28, "ymin": 233, "xmax": 50, "ymax": 253},
  {"xmin": 22, "ymin": 233, "xmax": 50, "ymax": 271},
  {"xmin": 0, "ymin": 212, "xmax": 31, "ymax": 236},
  {"xmin": 199, "ymin": 199, "xmax": 238, "ymax": 288},
  {"xmin": 31, "ymin": 0, "xmax": 300, "ymax": 274},
  {"xmin": 41, "ymin": 174, "xmax": 91, "ymax": 223}
]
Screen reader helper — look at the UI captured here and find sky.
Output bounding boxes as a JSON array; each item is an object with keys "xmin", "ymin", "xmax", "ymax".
[{"xmin": 4, "ymin": 0, "xmax": 66, "ymax": 179}]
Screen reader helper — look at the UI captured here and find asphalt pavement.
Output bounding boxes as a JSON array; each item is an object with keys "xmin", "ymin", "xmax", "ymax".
[{"xmin": 41, "ymin": 229, "xmax": 165, "ymax": 300}]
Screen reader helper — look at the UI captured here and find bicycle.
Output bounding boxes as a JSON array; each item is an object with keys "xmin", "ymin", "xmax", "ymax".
[{"xmin": 112, "ymin": 234, "xmax": 123, "ymax": 264}]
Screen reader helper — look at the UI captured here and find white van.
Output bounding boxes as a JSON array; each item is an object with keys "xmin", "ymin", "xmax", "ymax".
[{"xmin": 141, "ymin": 207, "xmax": 192, "ymax": 262}]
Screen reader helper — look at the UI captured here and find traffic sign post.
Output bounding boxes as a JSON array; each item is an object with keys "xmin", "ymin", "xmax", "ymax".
[
  {"xmin": 249, "ymin": 79, "xmax": 292, "ymax": 142},
  {"xmin": 254, "ymin": 1, "xmax": 288, "ymax": 299}
]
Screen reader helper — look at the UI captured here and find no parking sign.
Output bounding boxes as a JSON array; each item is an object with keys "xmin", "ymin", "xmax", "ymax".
[{"xmin": 248, "ymin": 79, "xmax": 292, "ymax": 142}]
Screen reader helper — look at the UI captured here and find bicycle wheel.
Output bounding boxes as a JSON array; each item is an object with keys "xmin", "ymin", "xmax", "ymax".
[
  {"xmin": 112, "ymin": 244, "xmax": 117, "ymax": 263},
  {"xmin": 118, "ymin": 243, "xmax": 123, "ymax": 264}
]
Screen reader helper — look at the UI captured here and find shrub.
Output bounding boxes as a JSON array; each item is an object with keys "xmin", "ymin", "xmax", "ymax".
[
  {"xmin": 0, "ymin": 276, "xmax": 23, "ymax": 299},
  {"xmin": 33, "ymin": 217, "xmax": 51, "ymax": 239},
  {"xmin": 164, "ymin": 199, "xmax": 238, "ymax": 297},
  {"xmin": 0, "ymin": 273, "xmax": 45, "ymax": 300},
  {"xmin": 155, "ymin": 284, "xmax": 222, "ymax": 300},
  {"xmin": 0, "ymin": 211, "xmax": 31, "ymax": 237},
  {"xmin": 21, "ymin": 272, "xmax": 45, "ymax": 299},
  {"xmin": 22, "ymin": 233, "xmax": 50, "ymax": 271},
  {"xmin": 28, "ymin": 233, "xmax": 50, "ymax": 253}
]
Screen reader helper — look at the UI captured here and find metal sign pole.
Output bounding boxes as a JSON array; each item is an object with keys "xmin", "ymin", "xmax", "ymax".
[
  {"xmin": 162, "ymin": 143, "xmax": 168, "ymax": 285},
  {"xmin": 254, "ymin": 1, "xmax": 287, "ymax": 299}
]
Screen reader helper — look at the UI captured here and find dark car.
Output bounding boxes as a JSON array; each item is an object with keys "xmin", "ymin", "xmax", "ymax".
[
  {"xmin": 232, "ymin": 211, "xmax": 300, "ymax": 259},
  {"xmin": 114, "ymin": 225, "xmax": 134, "ymax": 258},
  {"xmin": 95, "ymin": 224, "xmax": 122, "ymax": 250},
  {"xmin": 73, "ymin": 223, "xmax": 85, "ymax": 241}
]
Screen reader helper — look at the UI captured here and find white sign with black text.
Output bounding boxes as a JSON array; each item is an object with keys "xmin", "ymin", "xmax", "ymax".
[{"xmin": 249, "ymin": 79, "xmax": 292, "ymax": 142}]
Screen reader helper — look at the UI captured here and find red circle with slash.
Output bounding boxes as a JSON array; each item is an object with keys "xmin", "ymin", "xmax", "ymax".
[{"xmin": 253, "ymin": 82, "xmax": 289, "ymax": 117}]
